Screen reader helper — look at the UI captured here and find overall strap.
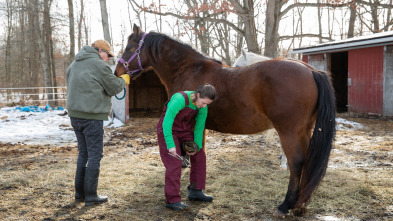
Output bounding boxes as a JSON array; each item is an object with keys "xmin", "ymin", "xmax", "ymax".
[{"xmin": 179, "ymin": 91, "xmax": 190, "ymax": 106}]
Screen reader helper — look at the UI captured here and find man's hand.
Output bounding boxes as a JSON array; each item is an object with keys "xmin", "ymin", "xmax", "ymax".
[{"xmin": 120, "ymin": 74, "xmax": 130, "ymax": 85}]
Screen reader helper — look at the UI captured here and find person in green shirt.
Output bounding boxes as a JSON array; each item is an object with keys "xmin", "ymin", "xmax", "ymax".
[{"xmin": 156, "ymin": 84, "xmax": 217, "ymax": 210}]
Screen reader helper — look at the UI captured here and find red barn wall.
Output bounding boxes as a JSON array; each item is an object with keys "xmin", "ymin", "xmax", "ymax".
[{"xmin": 348, "ymin": 46, "xmax": 384, "ymax": 114}]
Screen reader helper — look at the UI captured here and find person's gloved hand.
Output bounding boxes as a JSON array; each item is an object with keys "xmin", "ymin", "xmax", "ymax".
[{"xmin": 120, "ymin": 74, "xmax": 130, "ymax": 85}]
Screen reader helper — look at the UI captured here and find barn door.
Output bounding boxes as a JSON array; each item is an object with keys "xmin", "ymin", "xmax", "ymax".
[{"xmin": 330, "ymin": 52, "xmax": 348, "ymax": 112}]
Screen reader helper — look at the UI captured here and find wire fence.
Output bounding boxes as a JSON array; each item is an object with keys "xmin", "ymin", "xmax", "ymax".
[{"xmin": 0, "ymin": 87, "xmax": 67, "ymax": 107}]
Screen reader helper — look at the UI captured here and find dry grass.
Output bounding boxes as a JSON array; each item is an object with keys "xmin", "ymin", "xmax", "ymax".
[{"xmin": 0, "ymin": 113, "xmax": 392, "ymax": 220}]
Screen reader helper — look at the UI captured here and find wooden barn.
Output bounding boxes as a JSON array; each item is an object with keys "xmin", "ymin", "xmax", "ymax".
[
  {"xmin": 111, "ymin": 70, "xmax": 168, "ymax": 123},
  {"xmin": 290, "ymin": 31, "xmax": 393, "ymax": 117}
]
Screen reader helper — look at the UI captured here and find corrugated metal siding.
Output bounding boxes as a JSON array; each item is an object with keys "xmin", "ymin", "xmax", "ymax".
[{"xmin": 348, "ymin": 46, "xmax": 384, "ymax": 114}]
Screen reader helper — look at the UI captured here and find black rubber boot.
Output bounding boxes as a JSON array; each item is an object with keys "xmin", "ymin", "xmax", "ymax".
[
  {"xmin": 75, "ymin": 166, "xmax": 86, "ymax": 201},
  {"xmin": 84, "ymin": 168, "xmax": 108, "ymax": 206},
  {"xmin": 166, "ymin": 202, "xmax": 188, "ymax": 211},
  {"xmin": 188, "ymin": 186, "xmax": 213, "ymax": 202}
]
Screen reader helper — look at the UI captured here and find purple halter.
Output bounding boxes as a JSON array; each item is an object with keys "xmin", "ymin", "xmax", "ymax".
[{"xmin": 118, "ymin": 32, "xmax": 148, "ymax": 77}]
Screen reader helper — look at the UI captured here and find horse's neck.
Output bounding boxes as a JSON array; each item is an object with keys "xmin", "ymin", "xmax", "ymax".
[{"xmin": 153, "ymin": 43, "xmax": 205, "ymax": 91}]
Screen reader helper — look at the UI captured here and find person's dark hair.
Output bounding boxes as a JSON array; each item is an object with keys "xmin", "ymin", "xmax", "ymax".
[{"xmin": 195, "ymin": 83, "xmax": 216, "ymax": 101}]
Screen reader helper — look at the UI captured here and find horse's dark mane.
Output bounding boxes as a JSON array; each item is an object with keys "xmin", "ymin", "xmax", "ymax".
[{"xmin": 130, "ymin": 31, "xmax": 221, "ymax": 65}]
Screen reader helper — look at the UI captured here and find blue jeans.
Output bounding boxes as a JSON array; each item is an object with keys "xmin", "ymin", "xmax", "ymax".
[{"xmin": 70, "ymin": 118, "xmax": 104, "ymax": 169}]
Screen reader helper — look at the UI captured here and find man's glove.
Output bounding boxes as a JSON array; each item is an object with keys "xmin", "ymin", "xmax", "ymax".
[
  {"xmin": 120, "ymin": 74, "xmax": 130, "ymax": 85},
  {"xmin": 181, "ymin": 141, "xmax": 199, "ymax": 154}
]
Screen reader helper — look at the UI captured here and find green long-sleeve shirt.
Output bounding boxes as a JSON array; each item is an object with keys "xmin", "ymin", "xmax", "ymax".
[{"xmin": 162, "ymin": 91, "xmax": 208, "ymax": 150}]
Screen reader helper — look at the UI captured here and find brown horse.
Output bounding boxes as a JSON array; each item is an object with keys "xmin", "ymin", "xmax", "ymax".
[{"xmin": 115, "ymin": 24, "xmax": 336, "ymax": 217}]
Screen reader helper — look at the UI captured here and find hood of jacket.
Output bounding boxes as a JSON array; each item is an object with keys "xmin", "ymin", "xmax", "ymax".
[{"xmin": 74, "ymin": 46, "xmax": 100, "ymax": 61}]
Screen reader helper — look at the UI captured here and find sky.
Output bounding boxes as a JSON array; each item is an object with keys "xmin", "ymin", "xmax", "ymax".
[{"xmin": 0, "ymin": 106, "xmax": 362, "ymax": 146}]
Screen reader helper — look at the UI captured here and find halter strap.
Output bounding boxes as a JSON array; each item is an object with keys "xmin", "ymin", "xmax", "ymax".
[{"xmin": 118, "ymin": 32, "xmax": 148, "ymax": 77}]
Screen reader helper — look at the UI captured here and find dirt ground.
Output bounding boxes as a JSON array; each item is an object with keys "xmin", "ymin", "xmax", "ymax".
[{"xmin": 0, "ymin": 112, "xmax": 392, "ymax": 220}]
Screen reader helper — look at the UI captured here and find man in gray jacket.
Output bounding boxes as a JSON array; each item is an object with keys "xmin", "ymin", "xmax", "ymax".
[{"xmin": 66, "ymin": 39, "xmax": 130, "ymax": 206}]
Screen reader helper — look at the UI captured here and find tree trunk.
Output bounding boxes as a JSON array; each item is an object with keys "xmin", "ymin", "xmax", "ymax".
[
  {"xmin": 44, "ymin": 0, "xmax": 58, "ymax": 105},
  {"xmin": 370, "ymin": 0, "xmax": 380, "ymax": 32},
  {"xmin": 5, "ymin": 0, "xmax": 13, "ymax": 86},
  {"xmin": 18, "ymin": 0, "xmax": 27, "ymax": 87},
  {"xmin": 317, "ymin": 0, "xmax": 323, "ymax": 43},
  {"xmin": 230, "ymin": 0, "xmax": 259, "ymax": 54},
  {"xmin": 384, "ymin": 0, "xmax": 392, "ymax": 31},
  {"xmin": 33, "ymin": 0, "xmax": 54, "ymax": 105},
  {"xmin": 184, "ymin": 0, "xmax": 209, "ymax": 55},
  {"xmin": 67, "ymin": 0, "xmax": 75, "ymax": 63},
  {"xmin": 99, "ymin": 0, "xmax": 113, "ymax": 63},
  {"xmin": 235, "ymin": 15, "xmax": 244, "ymax": 57},
  {"xmin": 265, "ymin": 0, "xmax": 281, "ymax": 58},
  {"xmin": 348, "ymin": 1, "xmax": 357, "ymax": 38},
  {"xmin": 99, "ymin": 0, "xmax": 111, "ymax": 42},
  {"xmin": 26, "ymin": 0, "xmax": 39, "ymax": 89},
  {"xmin": 78, "ymin": 0, "xmax": 85, "ymax": 50}
]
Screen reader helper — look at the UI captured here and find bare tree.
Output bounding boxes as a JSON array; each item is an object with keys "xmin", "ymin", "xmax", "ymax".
[
  {"xmin": 99, "ymin": 0, "xmax": 111, "ymax": 43},
  {"xmin": 78, "ymin": 0, "xmax": 85, "ymax": 50},
  {"xmin": 5, "ymin": 0, "xmax": 13, "ymax": 85},
  {"xmin": 26, "ymin": 0, "xmax": 40, "ymax": 88},
  {"xmin": 317, "ymin": 0, "xmax": 323, "ymax": 43},
  {"xmin": 33, "ymin": 0, "xmax": 54, "ymax": 105},
  {"xmin": 99, "ymin": 0, "xmax": 113, "ymax": 63},
  {"xmin": 229, "ymin": 0, "xmax": 259, "ymax": 54},
  {"xmin": 348, "ymin": 1, "xmax": 357, "ymax": 38},
  {"xmin": 67, "ymin": 0, "xmax": 75, "ymax": 62},
  {"xmin": 43, "ymin": 0, "xmax": 57, "ymax": 105},
  {"xmin": 265, "ymin": 0, "xmax": 283, "ymax": 58},
  {"xmin": 384, "ymin": 0, "xmax": 392, "ymax": 31}
]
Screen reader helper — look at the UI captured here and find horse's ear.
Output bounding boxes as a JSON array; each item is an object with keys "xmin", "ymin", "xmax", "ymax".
[
  {"xmin": 241, "ymin": 48, "xmax": 247, "ymax": 59},
  {"xmin": 133, "ymin": 23, "xmax": 142, "ymax": 35}
]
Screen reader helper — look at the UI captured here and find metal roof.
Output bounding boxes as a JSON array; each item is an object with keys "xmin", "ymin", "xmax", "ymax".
[{"xmin": 290, "ymin": 31, "xmax": 393, "ymax": 55}]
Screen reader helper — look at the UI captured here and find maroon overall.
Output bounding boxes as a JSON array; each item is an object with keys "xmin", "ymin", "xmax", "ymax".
[{"xmin": 156, "ymin": 91, "xmax": 207, "ymax": 203}]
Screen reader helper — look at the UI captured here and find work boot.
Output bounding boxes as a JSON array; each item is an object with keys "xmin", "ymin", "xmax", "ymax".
[
  {"xmin": 188, "ymin": 185, "xmax": 213, "ymax": 202},
  {"xmin": 74, "ymin": 166, "xmax": 86, "ymax": 201},
  {"xmin": 84, "ymin": 168, "xmax": 108, "ymax": 206},
  {"xmin": 166, "ymin": 201, "xmax": 188, "ymax": 211}
]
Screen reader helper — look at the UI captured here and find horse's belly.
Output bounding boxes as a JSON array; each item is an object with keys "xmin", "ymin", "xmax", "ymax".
[{"xmin": 205, "ymin": 114, "xmax": 273, "ymax": 134}]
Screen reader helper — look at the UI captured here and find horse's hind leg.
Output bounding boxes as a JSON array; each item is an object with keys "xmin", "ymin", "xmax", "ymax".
[{"xmin": 274, "ymin": 132, "xmax": 310, "ymax": 217}]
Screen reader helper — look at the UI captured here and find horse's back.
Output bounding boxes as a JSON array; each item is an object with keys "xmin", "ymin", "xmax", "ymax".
[{"xmin": 206, "ymin": 58, "xmax": 319, "ymax": 134}]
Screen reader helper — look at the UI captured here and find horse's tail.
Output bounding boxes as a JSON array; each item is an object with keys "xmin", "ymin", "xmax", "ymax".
[{"xmin": 296, "ymin": 70, "xmax": 336, "ymax": 207}]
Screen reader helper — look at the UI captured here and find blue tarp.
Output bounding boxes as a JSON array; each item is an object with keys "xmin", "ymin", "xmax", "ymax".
[{"xmin": 15, "ymin": 104, "xmax": 64, "ymax": 112}]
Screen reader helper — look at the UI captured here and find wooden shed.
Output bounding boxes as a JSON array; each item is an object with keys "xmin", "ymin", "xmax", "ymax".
[
  {"xmin": 290, "ymin": 31, "xmax": 393, "ymax": 117},
  {"xmin": 112, "ymin": 70, "xmax": 168, "ymax": 123}
]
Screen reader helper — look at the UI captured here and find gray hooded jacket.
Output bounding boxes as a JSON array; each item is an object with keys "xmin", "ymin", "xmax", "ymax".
[{"xmin": 66, "ymin": 46, "xmax": 125, "ymax": 120}]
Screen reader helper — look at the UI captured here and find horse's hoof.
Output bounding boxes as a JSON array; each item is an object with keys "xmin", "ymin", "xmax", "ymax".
[{"xmin": 273, "ymin": 209, "xmax": 288, "ymax": 218}]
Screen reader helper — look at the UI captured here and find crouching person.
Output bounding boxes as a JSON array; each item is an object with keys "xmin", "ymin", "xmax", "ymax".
[
  {"xmin": 66, "ymin": 39, "xmax": 130, "ymax": 205},
  {"xmin": 156, "ymin": 83, "xmax": 217, "ymax": 210}
]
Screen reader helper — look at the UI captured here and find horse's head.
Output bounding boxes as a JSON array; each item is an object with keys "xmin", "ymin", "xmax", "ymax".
[{"xmin": 115, "ymin": 24, "xmax": 151, "ymax": 78}]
